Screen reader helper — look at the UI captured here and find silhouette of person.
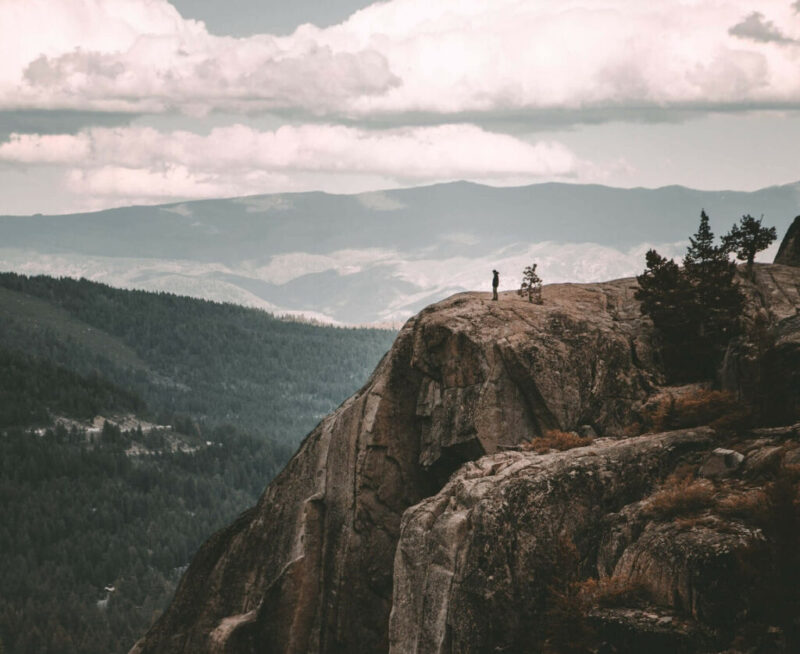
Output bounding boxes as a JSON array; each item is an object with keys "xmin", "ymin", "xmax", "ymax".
[{"xmin": 492, "ymin": 269, "xmax": 499, "ymax": 300}]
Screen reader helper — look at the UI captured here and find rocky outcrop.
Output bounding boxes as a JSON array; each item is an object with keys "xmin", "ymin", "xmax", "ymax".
[
  {"xmin": 389, "ymin": 430, "xmax": 712, "ymax": 653},
  {"xmin": 774, "ymin": 215, "xmax": 800, "ymax": 266},
  {"xmin": 133, "ymin": 266, "xmax": 800, "ymax": 654},
  {"xmin": 133, "ymin": 279, "xmax": 661, "ymax": 654},
  {"xmin": 391, "ymin": 426, "xmax": 800, "ymax": 653},
  {"xmin": 721, "ymin": 264, "xmax": 800, "ymax": 422}
]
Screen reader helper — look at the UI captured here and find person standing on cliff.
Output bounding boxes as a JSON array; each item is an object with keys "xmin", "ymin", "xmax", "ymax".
[{"xmin": 492, "ymin": 269, "xmax": 499, "ymax": 300}]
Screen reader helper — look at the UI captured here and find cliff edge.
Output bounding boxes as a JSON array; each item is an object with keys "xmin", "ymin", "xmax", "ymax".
[{"xmin": 133, "ymin": 264, "xmax": 800, "ymax": 654}]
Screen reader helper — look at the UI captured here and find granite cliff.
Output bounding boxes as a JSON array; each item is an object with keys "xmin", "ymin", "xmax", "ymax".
[
  {"xmin": 774, "ymin": 215, "xmax": 800, "ymax": 267},
  {"xmin": 133, "ymin": 263, "xmax": 800, "ymax": 654}
]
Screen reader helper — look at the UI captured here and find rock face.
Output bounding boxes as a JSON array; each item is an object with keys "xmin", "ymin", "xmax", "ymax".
[
  {"xmin": 390, "ymin": 423, "xmax": 800, "ymax": 653},
  {"xmin": 698, "ymin": 447, "xmax": 744, "ymax": 478},
  {"xmin": 389, "ymin": 430, "xmax": 713, "ymax": 653},
  {"xmin": 133, "ymin": 267, "xmax": 800, "ymax": 654},
  {"xmin": 774, "ymin": 215, "xmax": 800, "ymax": 266},
  {"xmin": 721, "ymin": 264, "xmax": 800, "ymax": 422}
]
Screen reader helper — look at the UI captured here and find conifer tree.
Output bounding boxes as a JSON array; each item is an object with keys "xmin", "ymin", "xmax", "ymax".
[
  {"xmin": 635, "ymin": 250, "xmax": 697, "ymax": 376},
  {"xmin": 518, "ymin": 263, "xmax": 543, "ymax": 304},
  {"xmin": 683, "ymin": 210, "xmax": 743, "ymax": 358},
  {"xmin": 723, "ymin": 214, "xmax": 777, "ymax": 279},
  {"xmin": 636, "ymin": 211, "xmax": 744, "ymax": 380}
]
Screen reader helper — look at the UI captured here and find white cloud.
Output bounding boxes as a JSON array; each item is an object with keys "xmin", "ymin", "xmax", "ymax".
[
  {"xmin": 0, "ymin": 123, "xmax": 585, "ymax": 204},
  {"xmin": 3, "ymin": 0, "xmax": 800, "ymax": 119},
  {"xmin": 0, "ymin": 0, "xmax": 396, "ymax": 114}
]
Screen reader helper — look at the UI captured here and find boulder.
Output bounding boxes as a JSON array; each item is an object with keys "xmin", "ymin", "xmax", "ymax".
[
  {"xmin": 784, "ymin": 447, "xmax": 800, "ymax": 466},
  {"xmin": 699, "ymin": 448, "xmax": 744, "ymax": 479},
  {"xmin": 743, "ymin": 445, "xmax": 783, "ymax": 478}
]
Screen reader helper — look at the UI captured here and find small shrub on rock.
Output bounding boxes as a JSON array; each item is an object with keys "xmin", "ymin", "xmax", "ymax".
[
  {"xmin": 643, "ymin": 389, "xmax": 749, "ymax": 434},
  {"xmin": 524, "ymin": 429, "xmax": 593, "ymax": 454},
  {"xmin": 716, "ymin": 490, "xmax": 769, "ymax": 522},
  {"xmin": 644, "ymin": 471, "xmax": 715, "ymax": 520}
]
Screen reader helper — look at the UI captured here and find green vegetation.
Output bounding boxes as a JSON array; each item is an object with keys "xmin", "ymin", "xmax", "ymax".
[
  {"xmin": 0, "ymin": 348, "xmax": 144, "ymax": 428},
  {"xmin": 723, "ymin": 214, "xmax": 777, "ymax": 278},
  {"xmin": 518, "ymin": 262, "xmax": 543, "ymax": 304},
  {"xmin": 636, "ymin": 211, "xmax": 747, "ymax": 380},
  {"xmin": 0, "ymin": 423, "xmax": 290, "ymax": 654},
  {"xmin": 0, "ymin": 272, "xmax": 396, "ymax": 443},
  {"xmin": 0, "ymin": 272, "xmax": 396, "ymax": 653}
]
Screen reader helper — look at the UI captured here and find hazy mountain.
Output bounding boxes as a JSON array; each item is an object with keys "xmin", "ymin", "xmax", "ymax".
[{"xmin": 2, "ymin": 181, "xmax": 798, "ymax": 324}]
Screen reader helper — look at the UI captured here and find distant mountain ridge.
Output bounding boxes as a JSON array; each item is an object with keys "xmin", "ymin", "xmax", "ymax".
[{"xmin": 2, "ymin": 181, "xmax": 798, "ymax": 323}]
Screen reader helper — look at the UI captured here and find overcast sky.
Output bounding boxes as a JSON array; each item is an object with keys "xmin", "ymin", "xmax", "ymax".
[{"xmin": 2, "ymin": 0, "xmax": 800, "ymax": 214}]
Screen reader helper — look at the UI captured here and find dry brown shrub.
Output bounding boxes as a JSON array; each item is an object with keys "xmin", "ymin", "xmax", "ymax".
[
  {"xmin": 716, "ymin": 490, "xmax": 769, "ymax": 521},
  {"xmin": 524, "ymin": 429, "xmax": 593, "ymax": 454},
  {"xmin": 643, "ymin": 389, "xmax": 750, "ymax": 434},
  {"xmin": 643, "ymin": 470, "xmax": 715, "ymax": 520}
]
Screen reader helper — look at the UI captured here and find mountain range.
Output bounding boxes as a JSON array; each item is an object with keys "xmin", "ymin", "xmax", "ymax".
[{"xmin": 2, "ymin": 181, "xmax": 798, "ymax": 324}]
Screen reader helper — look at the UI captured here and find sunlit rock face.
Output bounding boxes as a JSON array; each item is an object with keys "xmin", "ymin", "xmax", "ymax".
[
  {"xmin": 774, "ymin": 215, "xmax": 800, "ymax": 267},
  {"xmin": 133, "ymin": 265, "xmax": 800, "ymax": 654}
]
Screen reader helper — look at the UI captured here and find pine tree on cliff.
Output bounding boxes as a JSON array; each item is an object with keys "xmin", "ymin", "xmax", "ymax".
[
  {"xmin": 635, "ymin": 249, "xmax": 695, "ymax": 378},
  {"xmin": 518, "ymin": 263, "xmax": 543, "ymax": 304},
  {"xmin": 683, "ymin": 210, "xmax": 743, "ymax": 358},
  {"xmin": 636, "ymin": 211, "xmax": 743, "ymax": 380},
  {"xmin": 722, "ymin": 214, "xmax": 777, "ymax": 279}
]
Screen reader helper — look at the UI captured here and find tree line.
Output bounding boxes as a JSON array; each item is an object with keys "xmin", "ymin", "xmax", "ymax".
[{"xmin": 635, "ymin": 213, "xmax": 776, "ymax": 379}]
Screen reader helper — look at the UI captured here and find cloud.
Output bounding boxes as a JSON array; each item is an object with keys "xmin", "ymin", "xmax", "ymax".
[
  {"xmin": 0, "ymin": 123, "xmax": 586, "ymax": 205},
  {"xmin": 1, "ymin": 0, "xmax": 396, "ymax": 115},
  {"xmin": 0, "ymin": 132, "xmax": 90, "ymax": 164},
  {"xmin": 3, "ymin": 0, "xmax": 800, "ymax": 121},
  {"xmin": 729, "ymin": 11, "xmax": 798, "ymax": 44}
]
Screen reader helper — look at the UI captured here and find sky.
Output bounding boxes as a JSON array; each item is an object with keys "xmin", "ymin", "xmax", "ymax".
[{"xmin": 2, "ymin": 0, "xmax": 800, "ymax": 215}]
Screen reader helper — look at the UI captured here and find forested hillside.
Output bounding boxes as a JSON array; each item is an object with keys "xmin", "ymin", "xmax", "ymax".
[
  {"xmin": 0, "ymin": 272, "xmax": 396, "ymax": 442},
  {"xmin": 0, "ymin": 273, "xmax": 396, "ymax": 654},
  {"xmin": 0, "ymin": 423, "xmax": 290, "ymax": 654}
]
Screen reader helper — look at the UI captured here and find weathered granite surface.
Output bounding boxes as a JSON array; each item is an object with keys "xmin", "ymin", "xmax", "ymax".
[
  {"xmin": 774, "ymin": 215, "xmax": 800, "ymax": 267},
  {"xmin": 132, "ymin": 266, "xmax": 800, "ymax": 654}
]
